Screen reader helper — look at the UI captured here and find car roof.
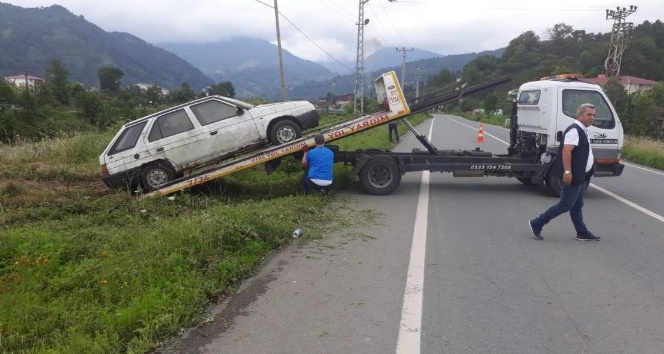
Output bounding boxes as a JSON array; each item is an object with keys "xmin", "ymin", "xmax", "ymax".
[{"xmin": 123, "ymin": 95, "xmax": 254, "ymax": 128}]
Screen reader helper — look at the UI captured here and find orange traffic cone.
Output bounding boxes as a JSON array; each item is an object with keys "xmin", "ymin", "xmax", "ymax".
[{"xmin": 476, "ymin": 123, "xmax": 485, "ymax": 143}]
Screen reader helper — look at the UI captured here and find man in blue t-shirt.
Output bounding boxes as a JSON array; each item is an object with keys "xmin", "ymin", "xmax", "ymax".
[{"xmin": 301, "ymin": 134, "xmax": 334, "ymax": 195}]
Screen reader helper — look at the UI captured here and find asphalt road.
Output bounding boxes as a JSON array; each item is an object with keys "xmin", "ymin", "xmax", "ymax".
[{"xmin": 159, "ymin": 114, "xmax": 664, "ymax": 354}]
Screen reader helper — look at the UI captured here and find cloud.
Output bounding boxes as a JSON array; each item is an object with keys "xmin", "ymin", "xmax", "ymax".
[{"xmin": 8, "ymin": 0, "xmax": 663, "ymax": 61}]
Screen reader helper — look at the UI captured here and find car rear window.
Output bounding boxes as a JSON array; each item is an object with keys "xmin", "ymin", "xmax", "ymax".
[
  {"xmin": 109, "ymin": 121, "xmax": 147, "ymax": 155},
  {"xmin": 148, "ymin": 109, "xmax": 195, "ymax": 141},
  {"xmin": 190, "ymin": 100, "xmax": 238, "ymax": 125}
]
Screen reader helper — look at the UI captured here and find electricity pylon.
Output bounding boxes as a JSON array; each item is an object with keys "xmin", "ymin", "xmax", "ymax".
[
  {"xmin": 604, "ymin": 5, "xmax": 637, "ymax": 80},
  {"xmin": 354, "ymin": 0, "xmax": 370, "ymax": 115}
]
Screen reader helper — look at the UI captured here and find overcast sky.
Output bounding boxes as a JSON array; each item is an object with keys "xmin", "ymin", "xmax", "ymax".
[{"xmin": 7, "ymin": 0, "xmax": 664, "ymax": 64}]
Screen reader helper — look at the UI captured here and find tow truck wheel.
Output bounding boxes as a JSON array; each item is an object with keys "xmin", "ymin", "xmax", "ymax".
[
  {"xmin": 545, "ymin": 173, "xmax": 562, "ymax": 197},
  {"xmin": 270, "ymin": 120, "xmax": 302, "ymax": 145},
  {"xmin": 359, "ymin": 155, "xmax": 401, "ymax": 195},
  {"xmin": 516, "ymin": 177, "xmax": 533, "ymax": 185},
  {"xmin": 141, "ymin": 162, "xmax": 175, "ymax": 192}
]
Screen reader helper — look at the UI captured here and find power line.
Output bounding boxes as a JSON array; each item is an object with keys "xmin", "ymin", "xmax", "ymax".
[
  {"xmin": 252, "ymin": 0, "xmax": 354, "ymax": 73},
  {"xmin": 318, "ymin": 0, "xmax": 355, "ymax": 20}
]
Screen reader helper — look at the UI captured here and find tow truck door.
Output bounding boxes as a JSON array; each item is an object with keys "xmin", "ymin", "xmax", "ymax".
[{"xmin": 557, "ymin": 86, "xmax": 622, "ymax": 159}]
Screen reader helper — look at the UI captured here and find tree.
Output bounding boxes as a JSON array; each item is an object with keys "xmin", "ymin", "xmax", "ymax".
[
  {"xmin": 428, "ymin": 69, "xmax": 456, "ymax": 88},
  {"xmin": 16, "ymin": 86, "xmax": 36, "ymax": 112},
  {"xmin": 45, "ymin": 59, "xmax": 70, "ymax": 105},
  {"xmin": 545, "ymin": 23, "xmax": 574, "ymax": 41},
  {"xmin": 0, "ymin": 79, "xmax": 15, "ymax": 107},
  {"xmin": 145, "ymin": 86, "xmax": 164, "ymax": 105},
  {"xmin": 206, "ymin": 82, "xmax": 236, "ymax": 97},
  {"xmin": 98, "ymin": 66, "xmax": 124, "ymax": 93},
  {"xmin": 169, "ymin": 83, "xmax": 196, "ymax": 104},
  {"xmin": 74, "ymin": 90, "xmax": 106, "ymax": 128}
]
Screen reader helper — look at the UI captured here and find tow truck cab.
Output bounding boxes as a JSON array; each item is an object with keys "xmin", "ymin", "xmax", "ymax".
[{"xmin": 515, "ymin": 74, "xmax": 624, "ymax": 177}]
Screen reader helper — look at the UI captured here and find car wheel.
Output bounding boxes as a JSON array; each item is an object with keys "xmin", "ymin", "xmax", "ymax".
[
  {"xmin": 270, "ymin": 120, "xmax": 302, "ymax": 145},
  {"xmin": 141, "ymin": 163, "xmax": 175, "ymax": 191}
]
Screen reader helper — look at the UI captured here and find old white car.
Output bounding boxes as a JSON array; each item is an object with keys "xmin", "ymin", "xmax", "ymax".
[{"xmin": 100, "ymin": 95, "xmax": 319, "ymax": 191}]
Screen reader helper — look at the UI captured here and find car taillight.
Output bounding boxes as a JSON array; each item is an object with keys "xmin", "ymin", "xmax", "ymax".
[{"xmin": 101, "ymin": 164, "xmax": 109, "ymax": 177}]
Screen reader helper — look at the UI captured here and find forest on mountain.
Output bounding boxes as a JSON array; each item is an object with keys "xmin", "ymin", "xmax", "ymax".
[
  {"xmin": 0, "ymin": 3, "xmax": 213, "ymax": 90},
  {"xmin": 421, "ymin": 21, "xmax": 664, "ymax": 139}
]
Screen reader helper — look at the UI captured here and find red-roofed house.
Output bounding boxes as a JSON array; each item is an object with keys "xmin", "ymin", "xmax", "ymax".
[
  {"xmin": 4, "ymin": 73, "xmax": 45, "ymax": 89},
  {"xmin": 580, "ymin": 74, "xmax": 657, "ymax": 94}
]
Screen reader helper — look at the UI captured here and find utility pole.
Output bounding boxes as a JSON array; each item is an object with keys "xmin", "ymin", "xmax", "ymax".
[
  {"xmin": 396, "ymin": 47, "xmax": 414, "ymax": 86},
  {"xmin": 415, "ymin": 67, "xmax": 420, "ymax": 98},
  {"xmin": 274, "ymin": 0, "xmax": 287, "ymax": 101},
  {"xmin": 354, "ymin": 0, "xmax": 370, "ymax": 115},
  {"xmin": 604, "ymin": 5, "xmax": 637, "ymax": 80}
]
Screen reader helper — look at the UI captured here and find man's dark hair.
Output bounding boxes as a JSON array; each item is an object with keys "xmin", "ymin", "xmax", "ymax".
[{"xmin": 314, "ymin": 134, "xmax": 325, "ymax": 145}]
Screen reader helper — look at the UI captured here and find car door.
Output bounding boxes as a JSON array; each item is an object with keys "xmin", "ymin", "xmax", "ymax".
[
  {"xmin": 102, "ymin": 120, "xmax": 151, "ymax": 176},
  {"xmin": 188, "ymin": 98, "xmax": 261, "ymax": 159},
  {"xmin": 143, "ymin": 108, "xmax": 211, "ymax": 170}
]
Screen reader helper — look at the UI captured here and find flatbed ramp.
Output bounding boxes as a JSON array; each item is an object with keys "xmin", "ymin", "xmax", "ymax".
[{"xmin": 144, "ymin": 71, "xmax": 410, "ymax": 197}]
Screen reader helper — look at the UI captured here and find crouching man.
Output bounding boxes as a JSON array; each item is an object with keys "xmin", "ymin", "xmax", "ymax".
[{"xmin": 300, "ymin": 134, "xmax": 333, "ymax": 195}]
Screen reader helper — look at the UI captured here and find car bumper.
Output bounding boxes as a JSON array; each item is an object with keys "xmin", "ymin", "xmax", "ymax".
[
  {"xmin": 297, "ymin": 110, "xmax": 320, "ymax": 130},
  {"xmin": 102, "ymin": 166, "xmax": 142, "ymax": 189}
]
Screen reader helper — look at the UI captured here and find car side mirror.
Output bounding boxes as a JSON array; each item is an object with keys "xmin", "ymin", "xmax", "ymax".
[
  {"xmin": 556, "ymin": 131, "xmax": 563, "ymax": 142},
  {"xmin": 236, "ymin": 107, "xmax": 244, "ymax": 115}
]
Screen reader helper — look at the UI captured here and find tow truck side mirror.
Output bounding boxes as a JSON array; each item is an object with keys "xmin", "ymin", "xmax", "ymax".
[{"xmin": 556, "ymin": 131, "xmax": 563, "ymax": 142}]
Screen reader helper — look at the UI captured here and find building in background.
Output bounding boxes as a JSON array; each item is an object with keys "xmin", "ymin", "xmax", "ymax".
[
  {"xmin": 580, "ymin": 74, "xmax": 657, "ymax": 94},
  {"xmin": 4, "ymin": 73, "xmax": 44, "ymax": 89}
]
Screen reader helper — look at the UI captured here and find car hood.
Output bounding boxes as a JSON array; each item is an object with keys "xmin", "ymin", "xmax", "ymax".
[{"xmin": 250, "ymin": 101, "xmax": 315, "ymax": 117}]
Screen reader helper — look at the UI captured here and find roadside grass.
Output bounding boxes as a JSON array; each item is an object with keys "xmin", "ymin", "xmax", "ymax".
[
  {"xmin": 0, "ymin": 112, "xmax": 428, "ymax": 353},
  {"xmin": 623, "ymin": 135, "xmax": 664, "ymax": 170}
]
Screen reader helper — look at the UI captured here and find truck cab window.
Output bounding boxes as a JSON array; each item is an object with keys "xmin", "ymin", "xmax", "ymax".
[
  {"xmin": 562, "ymin": 89, "xmax": 615, "ymax": 129},
  {"xmin": 518, "ymin": 90, "xmax": 541, "ymax": 105}
]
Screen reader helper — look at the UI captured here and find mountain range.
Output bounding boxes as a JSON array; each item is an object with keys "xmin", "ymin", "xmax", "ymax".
[{"xmin": 0, "ymin": 3, "xmax": 503, "ymax": 100}]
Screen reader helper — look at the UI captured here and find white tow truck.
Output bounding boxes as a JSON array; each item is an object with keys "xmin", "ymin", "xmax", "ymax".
[{"xmin": 141, "ymin": 71, "xmax": 624, "ymax": 198}]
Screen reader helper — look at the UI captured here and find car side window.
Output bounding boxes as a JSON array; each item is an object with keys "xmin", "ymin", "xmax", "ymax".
[
  {"xmin": 190, "ymin": 100, "xmax": 238, "ymax": 125},
  {"xmin": 148, "ymin": 109, "xmax": 194, "ymax": 142},
  {"xmin": 109, "ymin": 121, "xmax": 147, "ymax": 155},
  {"xmin": 562, "ymin": 89, "xmax": 615, "ymax": 129}
]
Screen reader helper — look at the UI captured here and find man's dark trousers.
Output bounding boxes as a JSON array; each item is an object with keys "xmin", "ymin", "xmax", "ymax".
[{"xmin": 531, "ymin": 182, "xmax": 590, "ymax": 236}]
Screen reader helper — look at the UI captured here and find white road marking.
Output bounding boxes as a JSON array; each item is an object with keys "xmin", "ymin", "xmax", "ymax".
[
  {"xmin": 623, "ymin": 162, "xmax": 664, "ymax": 176},
  {"xmin": 396, "ymin": 121, "xmax": 434, "ymax": 354},
  {"xmin": 590, "ymin": 183, "xmax": 664, "ymax": 223},
  {"xmin": 446, "ymin": 116, "xmax": 663, "ymax": 224}
]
